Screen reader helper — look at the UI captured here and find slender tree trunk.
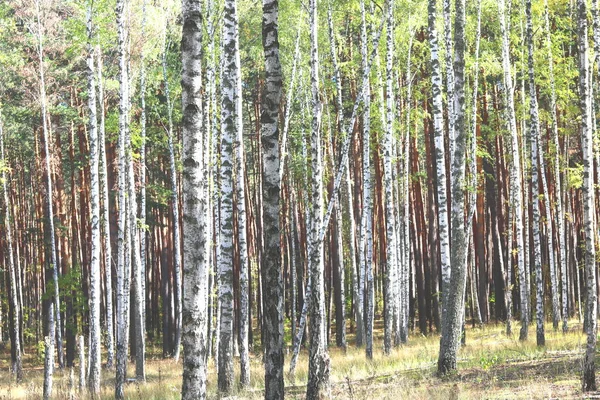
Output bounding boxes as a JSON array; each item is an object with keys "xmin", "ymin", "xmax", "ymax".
[
  {"xmin": 438, "ymin": 0, "xmax": 467, "ymax": 374},
  {"xmin": 578, "ymin": 0, "xmax": 597, "ymax": 391},
  {"xmin": 37, "ymin": 3, "xmax": 63, "ymax": 392},
  {"xmin": 0, "ymin": 116, "xmax": 22, "ymax": 383},
  {"xmin": 381, "ymin": 0, "xmax": 396, "ymax": 356},
  {"xmin": 115, "ymin": 0, "xmax": 131, "ymax": 397},
  {"xmin": 181, "ymin": 0, "xmax": 208, "ymax": 397},
  {"xmin": 306, "ymin": 0, "xmax": 330, "ymax": 397},
  {"xmin": 139, "ymin": 0, "xmax": 148, "ymax": 343},
  {"xmin": 233, "ymin": 3, "xmax": 250, "ymax": 385},
  {"xmin": 261, "ymin": 0, "xmax": 284, "ymax": 396},
  {"xmin": 359, "ymin": 0, "xmax": 375, "ymax": 361},
  {"xmin": 525, "ymin": 0, "xmax": 545, "ymax": 347},
  {"xmin": 498, "ymin": 0, "xmax": 528, "ymax": 341},
  {"xmin": 444, "ymin": 0, "xmax": 455, "ymax": 166},
  {"xmin": 327, "ymin": 3, "xmax": 347, "ymax": 352},
  {"xmin": 427, "ymin": 0, "xmax": 451, "ymax": 331},
  {"xmin": 162, "ymin": 20, "xmax": 182, "ymax": 363},
  {"xmin": 96, "ymin": 47, "xmax": 115, "ymax": 369},
  {"xmin": 218, "ymin": 0, "xmax": 240, "ymax": 392},
  {"xmin": 86, "ymin": 0, "xmax": 102, "ymax": 392}
]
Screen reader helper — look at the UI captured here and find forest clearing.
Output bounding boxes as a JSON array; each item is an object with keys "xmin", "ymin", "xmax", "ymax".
[
  {"xmin": 0, "ymin": 321, "xmax": 590, "ymax": 399},
  {"xmin": 3, "ymin": 0, "xmax": 600, "ymax": 398}
]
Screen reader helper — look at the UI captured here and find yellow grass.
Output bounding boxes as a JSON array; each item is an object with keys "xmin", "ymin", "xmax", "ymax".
[{"xmin": 0, "ymin": 320, "xmax": 593, "ymax": 399}]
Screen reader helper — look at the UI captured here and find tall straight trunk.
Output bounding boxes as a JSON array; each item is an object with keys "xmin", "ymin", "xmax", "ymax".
[
  {"xmin": 261, "ymin": 0, "xmax": 284, "ymax": 396},
  {"xmin": 401, "ymin": 34, "xmax": 414, "ymax": 343},
  {"xmin": 162, "ymin": 21, "xmax": 182, "ymax": 362},
  {"xmin": 381, "ymin": 0, "xmax": 397, "ymax": 356},
  {"xmin": 427, "ymin": 0, "xmax": 451, "ymax": 330},
  {"xmin": 218, "ymin": 0, "xmax": 239, "ymax": 392},
  {"xmin": 525, "ymin": 0, "xmax": 545, "ymax": 347},
  {"xmin": 139, "ymin": 0, "xmax": 148, "ymax": 340},
  {"xmin": 467, "ymin": 0, "xmax": 483, "ymax": 327},
  {"xmin": 358, "ymin": 0, "xmax": 375, "ymax": 361},
  {"xmin": 325, "ymin": 3, "xmax": 362, "ymax": 347},
  {"xmin": 290, "ymin": 12, "xmax": 386, "ymax": 369},
  {"xmin": 96, "ymin": 47, "xmax": 115, "ymax": 368},
  {"xmin": 498, "ymin": 0, "xmax": 528, "ymax": 341},
  {"xmin": 86, "ymin": 0, "xmax": 102, "ymax": 393},
  {"xmin": 115, "ymin": 0, "xmax": 131, "ymax": 397},
  {"xmin": 444, "ymin": 0, "xmax": 455, "ymax": 166},
  {"xmin": 36, "ymin": 2, "xmax": 63, "ymax": 389},
  {"xmin": 129, "ymin": 100, "xmax": 145, "ymax": 381},
  {"xmin": 327, "ymin": 3, "xmax": 347, "ymax": 351},
  {"xmin": 438, "ymin": 0, "xmax": 467, "ymax": 374},
  {"xmin": 181, "ymin": 0, "xmax": 208, "ymax": 397},
  {"xmin": 0, "ymin": 117, "xmax": 22, "ymax": 383},
  {"xmin": 306, "ymin": 0, "xmax": 330, "ymax": 397},
  {"xmin": 232, "ymin": 1, "xmax": 250, "ymax": 385},
  {"xmin": 578, "ymin": 0, "xmax": 597, "ymax": 391}
]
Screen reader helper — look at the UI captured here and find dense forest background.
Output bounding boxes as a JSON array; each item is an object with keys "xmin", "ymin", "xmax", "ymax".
[{"xmin": 0, "ymin": 0, "xmax": 599, "ymax": 398}]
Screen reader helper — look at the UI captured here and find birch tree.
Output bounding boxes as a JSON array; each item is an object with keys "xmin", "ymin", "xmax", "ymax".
[
  {"xmin": 498, "ymin": 0, "xmax": 528, "ymax": 341},
  {"xmin": 427, "ymin": 0, "xmax": 451, "ymax": 331},
  {"xmin": 306, "ymin": 0, "xmax": 330, "ymax": 396},
  {"xmin": 162, "ymin": 18, "xmax": 182, "ymax": 363},
  {"xmin": 36, "ymin": 0, "xmax": 63, "ymax": 382},
  {"xmin": 525, "ymin": 0, "xmax": 545, "ymax": 347},
  {"xmin": 578, "ymin": 0, "xmax": 597, "ymax": 391},
  {"xmin": 217, "ymin": 0, "xmax": 240, "ymax": 391},
  {"xmin": 359, "ymin": 0, "xmax": 375, "ymax": 360},
  {"xmin": 96, "ymin": 47, "xmax": 115, "ymax": 368},
  {"xmin": 115, "ymin": 0, "xmax": 131, "ymax": 396},
  {"xmin": 181, "ymin": 0, "xmax": 208, "ymax": 397},
  {"xmin": 547, "ymin": 0, "xmax": 567, "ymax": 334},
  {"xmin": 261, "ymin": 0, "xmax": 284, "ymax": 396},
  {"xmin": 0, "ymin": 116, "xmax": 22, "ymax": 383},
  {"xmin": 437, "ymin": 0, "xmax": 467, "ymax": 374},
  {"xmin": 86, "ymin": 0, "xmax": 101, "ymax": 393}
]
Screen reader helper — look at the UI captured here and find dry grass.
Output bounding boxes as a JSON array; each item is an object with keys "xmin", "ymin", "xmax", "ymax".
[{"xmin": 0, "ymin": 320, "xmax": 595, "ymax": 399}]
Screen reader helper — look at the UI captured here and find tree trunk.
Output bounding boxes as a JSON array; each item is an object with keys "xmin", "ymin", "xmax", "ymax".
[
  {"xmin": 0, "ymin": 115, "xmax": 22, "ymax": 383},
  {"xmin": 525, "ymin": 0, "xmax": 545, "ymax": 347},
  {"xmin": 498, "ymin": 0, "xmax": 528, "ymax": 341},
  {"xmin": 86, "ymin": 0, "xmax": 102, "ymax": 392},
  {"xmin": 261, "ymin": 0, "xmax": 285, "ymax": 397},
  {"xmin": 427, "ymin": 0, "xmax": 451, "ymax": 331},
  {"xmin": 306, "ymin": 0, "xmax": 330, "ymax": 397},
  {"xmin": 96, "ymin": 46, "xmax": 115, "ymax": 369},
  {"xmin": 181, "ymin": 0, "xmax": 209, "ymax": 397},
  {"xmin": 578, "ymin": 0, "xmax": 597, "ymax": 391},
  {"xmin": 115, "ymin": 0, "xmax": 131, "ymax": 397},
  {"xmin": 437, "ymin": 0, "xmax": 467, "ymax": 374}
]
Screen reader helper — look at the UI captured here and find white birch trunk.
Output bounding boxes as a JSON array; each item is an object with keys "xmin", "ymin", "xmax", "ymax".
[
  {"xmin": 525, "ymin": 0, "xmax": 545, "ymax": 347},
  {"xmin": 428, "ymin": 0, "xmax": 451, "ymax": 330},
  {"xmin": 36, "ymin": 1, "xmax": 63, "ymax": 385},
  {"xmin": 218, "ymin": 0, "xmax": 238, "ymax": 391},
  {"xmin": 261, "ymin": 0, "xmax": 284, "ymax": 394},
  {"xmin": 578, "ymin": 0, "xmax": 597, "ymax": 390},
  {"xmin": 232, "ymin": 0, "xmax": 250, "ymax": 383},
  {"xmin": 498, "ymin": 0, "xmax": 528, "ymax": 341},
  {"xmin": 306, "ymin": 0, "xmax": 330, "ymax": 396},
  {"xmin": 438, "ymin": 0, "xmax": 468, "ymax": 374},
  {"xmin": 0, "ymin": 115, "xmax": 22, "ymax": 383},
  {"xmin": 162, "ymin": 21, "xmax": 182, "ymax": 363},
  {"xmin": 115, "ymin": 0, "xmax": 131, "ymax": 396},
  {"xmin": 86, "ymin": 0, "xmax": 102, "ymax": 392},
  {"xmin": 96, "ymin": 47, "xmax": 115, "ymax": 369},
  {"xmin": 181, "ymin": 0, "xmax": 208, "ymax": 397}
]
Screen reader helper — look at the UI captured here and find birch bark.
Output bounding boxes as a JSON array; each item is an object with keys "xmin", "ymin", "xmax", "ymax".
[{"xmin": 181, "ymin": 0, "xmax": 208, "ymax": 397}]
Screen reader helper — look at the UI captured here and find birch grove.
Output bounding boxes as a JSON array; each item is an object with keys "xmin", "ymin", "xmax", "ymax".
[{"xmin": 1, "ymin": 0, "xmax": 600, "ymax": 397}]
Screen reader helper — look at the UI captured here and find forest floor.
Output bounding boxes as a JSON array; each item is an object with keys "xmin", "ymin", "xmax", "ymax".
[{"xmin": 0, "ymin": 319, "xmax": 595, "ymax": 399}]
